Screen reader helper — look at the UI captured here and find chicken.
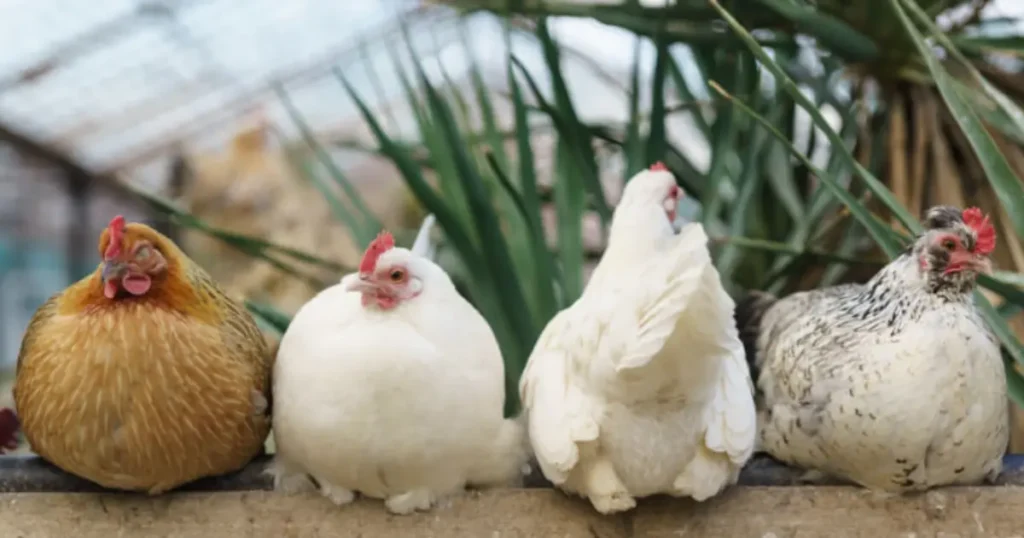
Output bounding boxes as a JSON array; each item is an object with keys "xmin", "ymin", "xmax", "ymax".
[
  {"xmin": 519, "ymin": 163, "xmax": 756, "ymax": 514},
  {"xmin": 735, "ymin": 205, "xmax": 1007, "ymax": 493},
  {"xmin": 0, "ymin": 408, "xmax": 18, "ymax": 454},
  {"xmin": 13, "ymin": 215, "xmax": 272, "ymax": 493},
  {"xmin": 268, "ymin": 218, "xmax": 526, "ymax": 515},
  {"xmin": 180, "ymin": 119, "xmax": 357, "ymax": 315}
]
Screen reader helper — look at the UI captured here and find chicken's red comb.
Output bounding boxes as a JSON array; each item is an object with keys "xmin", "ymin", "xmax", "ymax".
[
  {"xmin": 104, "ymin": 215, "xmax": 126, "ymax": 259},
  {"xmin": 359, "ymin": 230, "xmax": 396, "ymax": 274},
  {"xmin": 649, "ymin": 161, "xmax": 668, "ymax": 172},
  {"xmin": 0, "ymin": 408, "xmax": 19, "ymax": 454},
  {"xmin": 962, "ymin": 207, "xmax": 996, "ymax": 255}
]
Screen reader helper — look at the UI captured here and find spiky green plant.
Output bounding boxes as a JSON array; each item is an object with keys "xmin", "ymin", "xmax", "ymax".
[{"xmin": 128, "ymin": 0, "xmax": 1024, "ymax": 421}]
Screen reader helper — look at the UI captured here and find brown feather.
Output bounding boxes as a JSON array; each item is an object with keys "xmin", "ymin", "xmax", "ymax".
[{"xmin": 14, "ymin": 222, "xmax": 271, "ymax": 494}]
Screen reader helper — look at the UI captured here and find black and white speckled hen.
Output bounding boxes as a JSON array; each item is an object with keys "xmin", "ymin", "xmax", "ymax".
[{"xmin": 735, "ymin": 205, "xmax": 1007, "ymax": 493}]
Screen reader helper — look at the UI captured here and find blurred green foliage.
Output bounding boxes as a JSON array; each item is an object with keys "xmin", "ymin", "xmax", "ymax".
[{"xmin": 132, "ymin": 0, "xmax": 1024, "ymax": 416}]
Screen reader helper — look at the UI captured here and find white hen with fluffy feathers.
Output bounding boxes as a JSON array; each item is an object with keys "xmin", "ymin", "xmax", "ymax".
[
  {"xmin": 520, "ymin": 165, "xmax": 756, "ymax": 514},
  {"xmin": 269, "ymin": 216, "xmax": 526, "ymax": 514}
]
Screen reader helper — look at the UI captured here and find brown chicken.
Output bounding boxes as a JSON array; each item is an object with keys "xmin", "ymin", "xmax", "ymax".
[{"xmin": 13, "ymin": 215, "xmax": 272, "ymax": 494}]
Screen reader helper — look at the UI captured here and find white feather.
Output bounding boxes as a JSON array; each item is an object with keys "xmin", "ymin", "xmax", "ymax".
[
  {"xmin": 269, "ymin": 241, "xmax": 525, "ymax": 515},
  {"xmin": 410, "ymin": 213, "xmax": 437, "ymax": 261},
  {"xmin": 520, "ymin": 167, "xmax": 756, "ymax": 514}
]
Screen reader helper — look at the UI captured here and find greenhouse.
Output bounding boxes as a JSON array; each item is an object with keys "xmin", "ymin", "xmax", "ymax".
[{"xmin": 1, "ymin": 0, "xmax": 1024, "ymax": 536}]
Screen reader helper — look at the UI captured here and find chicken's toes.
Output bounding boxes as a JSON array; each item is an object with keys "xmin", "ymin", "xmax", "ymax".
[
  {"xmin": 385, "ymin": 489, "xmax": 435, "ymax": 515},
  {"xmin": 265, "ymin": 458, "xmax": 316, "ymax": 494},
  {"xmin": 275, "ymin": 472, "xmax": 316, "ymax": 494},
  {"xmin": 797, "ymin": 468, "xmax": 831, "ymax": 485},
  {"xmin": 319, "ymin": 483, "xmax": 355, "ymax": 507},
  {"xmin": 671, "ymin": 447, "xmax": 734, "ymax": 501},
  {"xmin": 579, "ymin": 457, "xmax": 635, "ymax": 514},
  {"xmin": 588, "ymin": 491, "xmax": 637, "ymax": 515},
  {"xmin": 146, "ymin": 482, "xmax": 176, "ymax": 496}
]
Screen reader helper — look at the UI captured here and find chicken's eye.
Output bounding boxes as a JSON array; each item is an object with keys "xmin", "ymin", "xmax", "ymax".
[
  {"xmin": 135, "ymin": 246, "xmax": 151, "ymax": 260},
  {"xmin": 389, "ymin": 270, "xmax": 405, "ymax": 282},
  {"xmin": 942, "ymin": 239, "xmax": 956, "ymax": 251}
]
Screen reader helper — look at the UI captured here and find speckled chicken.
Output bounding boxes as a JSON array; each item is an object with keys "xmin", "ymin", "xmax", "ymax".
[
  {"xmin": 736, "ymin": 205, "xmax": 1007, "ymax": 492},
  {"xmin": 13, "ymin": 215, "xmax": 272, "ymax": 493}
]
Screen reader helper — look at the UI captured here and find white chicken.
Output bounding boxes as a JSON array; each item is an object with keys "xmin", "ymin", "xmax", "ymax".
[
  {"xmin": 519, "ymin": 163, "xmax": 757, "ymax": 514},
  {"xmin": 268, "ymin": 215, "xmax": 527, "ymax": 514}
]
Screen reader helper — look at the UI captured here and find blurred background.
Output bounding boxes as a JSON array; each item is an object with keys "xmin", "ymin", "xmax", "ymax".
[{"xmin": 2, "ymin": 0, "xmax": 1024, "ymax": 453}]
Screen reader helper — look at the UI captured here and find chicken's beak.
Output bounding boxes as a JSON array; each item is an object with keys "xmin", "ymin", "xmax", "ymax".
[
  {"xmin": 970, "ymin": 256, "xmax": 993, "ymax": 275},
  {"xmin": 945, "ymin": 251, "xmax": 992, "ymax": 275},
  {"xmin": 666, "ymin": 185, "xmax": 684, "ymax": 233},
  {"xmin": 344, "ymin": 274, "xmax": 377, "ymax": 294},
  {"xmin": 101, "ymin": 261, "xmax": 127, "ymax": 283}
]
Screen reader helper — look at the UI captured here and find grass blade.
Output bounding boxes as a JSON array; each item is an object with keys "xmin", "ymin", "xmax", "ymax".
[
  {"xmin": 754, "ymin": 0, "xmax": 879, "ymax": 61},
  {"xmin": 624, "ymin": 35, "xmax": 645, "ymax": 179},
  {"xmin": 667, "ymin": 48, "xmax": 712, "ymax": 136},
  {"xmin": 245, "ymin": 300, "xmax": 292, "ymax": 336},
  {"xmin": 336, "ymin": 73, "xmax": 486, "ymax": 277},
  {"xmin": 701, "ymin": 50, "xmax": 745, "ymax": 229},
  {"xmin": 485, "ymin": 151, "xmax": 559, "ymax": 317},
  {"xmin": 893, "ymin": 0, "xmax": 1024, "ymax": 242},
  {"xmin": 507, "ymin": 46, "xmax": 561, "ymax": 318},
  {"xmin": 645, "ymin": 34, "xmax": 669, "ymax": 168},
  {"xmin": 1006, "ymin": 357, "xmax": 1024, "ymax": 409},
  {"xmin": 413, "ymin": 52, "xmax": 537, "ymax": 414},
  {"xmin": 708, "ymin": 81, "xmax": 905, "ymax": 257},
  {"xmin": 710, "ymin": 0, "xmax": 922, "ymax": 238},
  {"xmin": 276, "ymin": 84, "xmax": 380, "ymax": 248},
  {"xmin": 976, "ymin": 292, "xmax": 1024, "ymax": 368},
  {"xmin": 381, "ymin": 46, "xmax": 475, "ymax": 231},
  {"xmin": 717, "ymin": 101, "xmax": 777, "ymax": 279},
  {"xmin": 535, "ymin": 19, "xmax": 612, "ymax": 225},
  {"xmin": 553, "ymin": 138, "xmax": 586, "ymax": 301},
  {"xmin": 125, "ymin": 182, "xmax": 346, "ymax": 274},
  {"xmin": 713, "ymin": 235, "xmax": 884, "ymax": 266}
]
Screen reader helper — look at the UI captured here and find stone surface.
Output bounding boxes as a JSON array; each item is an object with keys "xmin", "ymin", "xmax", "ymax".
[
  {"xmin": 3, "ymin": 454, "xmax": 1024, "ymax": 493},
  {"xmin": 3, "ymin": 486, "xmax": 1024, "ymax": 538}
]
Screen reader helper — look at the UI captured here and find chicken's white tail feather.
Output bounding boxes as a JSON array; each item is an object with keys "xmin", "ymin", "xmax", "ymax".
[
  {"xmin": 615, "ymin": 223, "xmax": 714, "ymax": 372},
  {"xmin": 521, "ymin": 349, "xmax": 599, "ymax": 485},
  {"xmin": 700, "ymin": 347, "xmax": 757, "ymax": 465},
  {"xmin": 466, "ymin": 416, "xmax": 529, "ymax": 488},
  {"xmin": 410, "ymin": 213, "xmax": 437, "ymax": 261},
  {"xmin": 672, "ymin": 444, "xmax": 737, "ymax": 501}
]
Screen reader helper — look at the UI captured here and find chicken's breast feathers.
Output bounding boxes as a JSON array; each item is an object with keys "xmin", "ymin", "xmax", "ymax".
[
  {"xmin": 608, "ymin": 224, "xmax": 712, "ymax": 372},
  {"xmin": 15, "ymin": 293, "xmax": 60, "ymax": 375}
]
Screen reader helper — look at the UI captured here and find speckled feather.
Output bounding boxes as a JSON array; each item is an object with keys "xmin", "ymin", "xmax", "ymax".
[
  {"xmin": 740, "ymin": 206, "xmax": 1007, "ymax": 493},
  {"xmin": 13, "ymin": 222, "xmax": 272, "ymax": 494}
]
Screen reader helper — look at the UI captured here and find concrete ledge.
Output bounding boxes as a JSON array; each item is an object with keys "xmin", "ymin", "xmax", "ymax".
[
  {"xmin": 2, "ymin": 486, "xmax": 1024, "ymax": 538},
  {"xmin": 3, "ymin": 454, "xmax": 1024, "ymax": 492},
  {"xmin": 3, "ymin": 455, "xmax": 1024, "ymax": 537}
]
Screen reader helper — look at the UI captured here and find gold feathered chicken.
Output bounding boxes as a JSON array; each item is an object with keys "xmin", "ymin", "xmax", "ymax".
[{"xmin": 13, "ymin": 215, "xmax": 272, "ymax": 494}]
